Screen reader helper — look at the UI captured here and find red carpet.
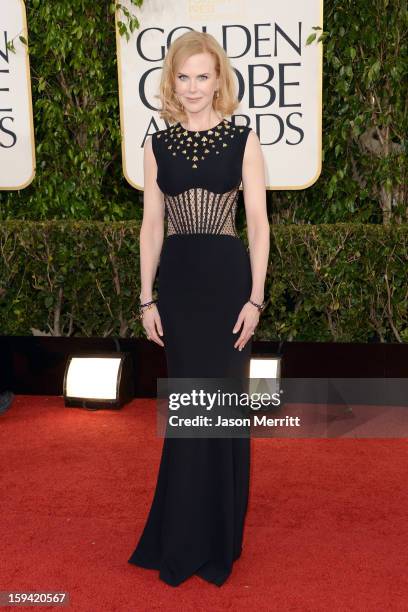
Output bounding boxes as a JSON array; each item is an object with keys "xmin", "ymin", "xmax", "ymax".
[{"xmin": 0, "ymin": 396, "xmax": 407, "ymax": 611}]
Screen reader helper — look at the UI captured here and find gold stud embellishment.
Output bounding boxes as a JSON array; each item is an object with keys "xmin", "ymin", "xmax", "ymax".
[{"xmin": 161, "ymin": 120, "xmax": 234, "ymax": 167}]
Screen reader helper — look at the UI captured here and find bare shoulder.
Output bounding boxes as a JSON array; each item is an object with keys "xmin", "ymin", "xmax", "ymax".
[
  {"xmin": 242, "ymin": 127, "xmax": 265, "ymax": 189},
  {"xmin": 144, "ymin": 134, "xmax": 153, "ymax": 149},
  {"xmin": 243, "ymin": 128, "xmax": 262, "ymax": 160},
  {"xmin": 144, "ymin": 134, "xmax": 155, "ymax": 163},
  {"xmin": 246, "ymin": 128, "xmax": 260, "ymax": 146}
]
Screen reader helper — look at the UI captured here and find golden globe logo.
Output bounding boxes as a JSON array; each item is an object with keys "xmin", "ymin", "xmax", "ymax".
[{"xmin": 116, "ymin": 0, "xmax": 323, "ymax": 190}]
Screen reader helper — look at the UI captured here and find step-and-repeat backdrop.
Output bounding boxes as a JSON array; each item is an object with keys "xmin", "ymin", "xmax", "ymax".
[{"xmin": 116, "ymin": 0, "xmax": 323, "ymax": 190}]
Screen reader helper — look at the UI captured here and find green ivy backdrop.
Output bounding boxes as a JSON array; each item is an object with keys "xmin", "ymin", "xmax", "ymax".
[{"xmin": 0, "ymin": 0, "xmax": 406, "ymax": 340}]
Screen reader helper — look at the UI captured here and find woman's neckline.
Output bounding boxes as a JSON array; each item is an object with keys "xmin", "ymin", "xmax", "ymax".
[{"xmin": 178, "ymin": 118, "xmax": 226, "ymax": 133}]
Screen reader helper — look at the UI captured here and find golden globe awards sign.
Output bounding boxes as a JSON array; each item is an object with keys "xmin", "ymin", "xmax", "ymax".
[
  {"xmin": 0, "ymin": 0, "xmax": 35, "ymax": 190},
  {"xmin": 116, "ymin": 0, "xmax": 323, "ymax": 190}
]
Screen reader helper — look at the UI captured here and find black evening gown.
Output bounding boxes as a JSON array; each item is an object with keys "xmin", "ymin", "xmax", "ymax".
[{"xmin": 128, "ymin": 118, "xmax": 253, "ymax": 587}]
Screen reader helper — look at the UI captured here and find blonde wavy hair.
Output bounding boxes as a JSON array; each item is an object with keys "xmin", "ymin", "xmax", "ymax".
[{"xmin": 156, "ymin": 31, "xmax": 239, "ymax": 125}]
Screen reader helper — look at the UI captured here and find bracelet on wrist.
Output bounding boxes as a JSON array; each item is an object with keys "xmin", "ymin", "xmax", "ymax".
[
  {"xmin": 248, "ymin": 298, "xmax": 266, "ymax": 312},
  {"xmin": 138, "ymin": 299, "xmax": 157, "ymax": 320},
  {"xmin": 140, "ymin": 298, "xmax": 156, "ymax": 307}
]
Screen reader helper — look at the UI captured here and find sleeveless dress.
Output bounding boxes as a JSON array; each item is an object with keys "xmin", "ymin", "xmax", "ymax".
[{"xmin": 128, "ymin": 117, "xmax": 253, "ymax": 587}]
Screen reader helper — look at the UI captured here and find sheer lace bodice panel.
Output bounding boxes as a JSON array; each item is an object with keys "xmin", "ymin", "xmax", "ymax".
[{"xmin": 164, "ymin": 186, "xmax": 239, "ymax": 237}]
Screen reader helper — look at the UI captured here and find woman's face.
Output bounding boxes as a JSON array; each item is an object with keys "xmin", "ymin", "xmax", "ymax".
[{"xmin": 174, "ymin": 52, "xmax": 220, "ymax": 116}]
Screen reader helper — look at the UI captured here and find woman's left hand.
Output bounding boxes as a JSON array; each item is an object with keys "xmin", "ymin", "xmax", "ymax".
[{"xmin": 232, "ymin": 302, "xmax": 260, "ymax": 351}]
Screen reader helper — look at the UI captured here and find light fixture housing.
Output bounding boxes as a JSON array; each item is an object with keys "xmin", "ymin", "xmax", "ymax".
[
  {"xmin": 249, "ymin": 354, "xmax": 282, "ymax": 412},
  {"xmin": 63, "ymin": 352, "xmax": 134, "ymax": 410}
]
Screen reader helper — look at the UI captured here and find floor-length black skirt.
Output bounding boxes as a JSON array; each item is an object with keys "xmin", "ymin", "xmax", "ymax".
[{"xmin": 128, "ymin": 234, "xmax": 253, "ymax": 586}]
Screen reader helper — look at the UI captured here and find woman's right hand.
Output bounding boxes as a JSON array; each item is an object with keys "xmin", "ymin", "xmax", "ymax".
[{"xmin": 141, "ymin": 305, "xmax": 165, "ymax": 347}]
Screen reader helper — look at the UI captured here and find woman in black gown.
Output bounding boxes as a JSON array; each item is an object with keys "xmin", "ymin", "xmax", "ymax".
[{"xmin": 128, "ymin": 31, "xmax": 269, "ymax": 587}]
